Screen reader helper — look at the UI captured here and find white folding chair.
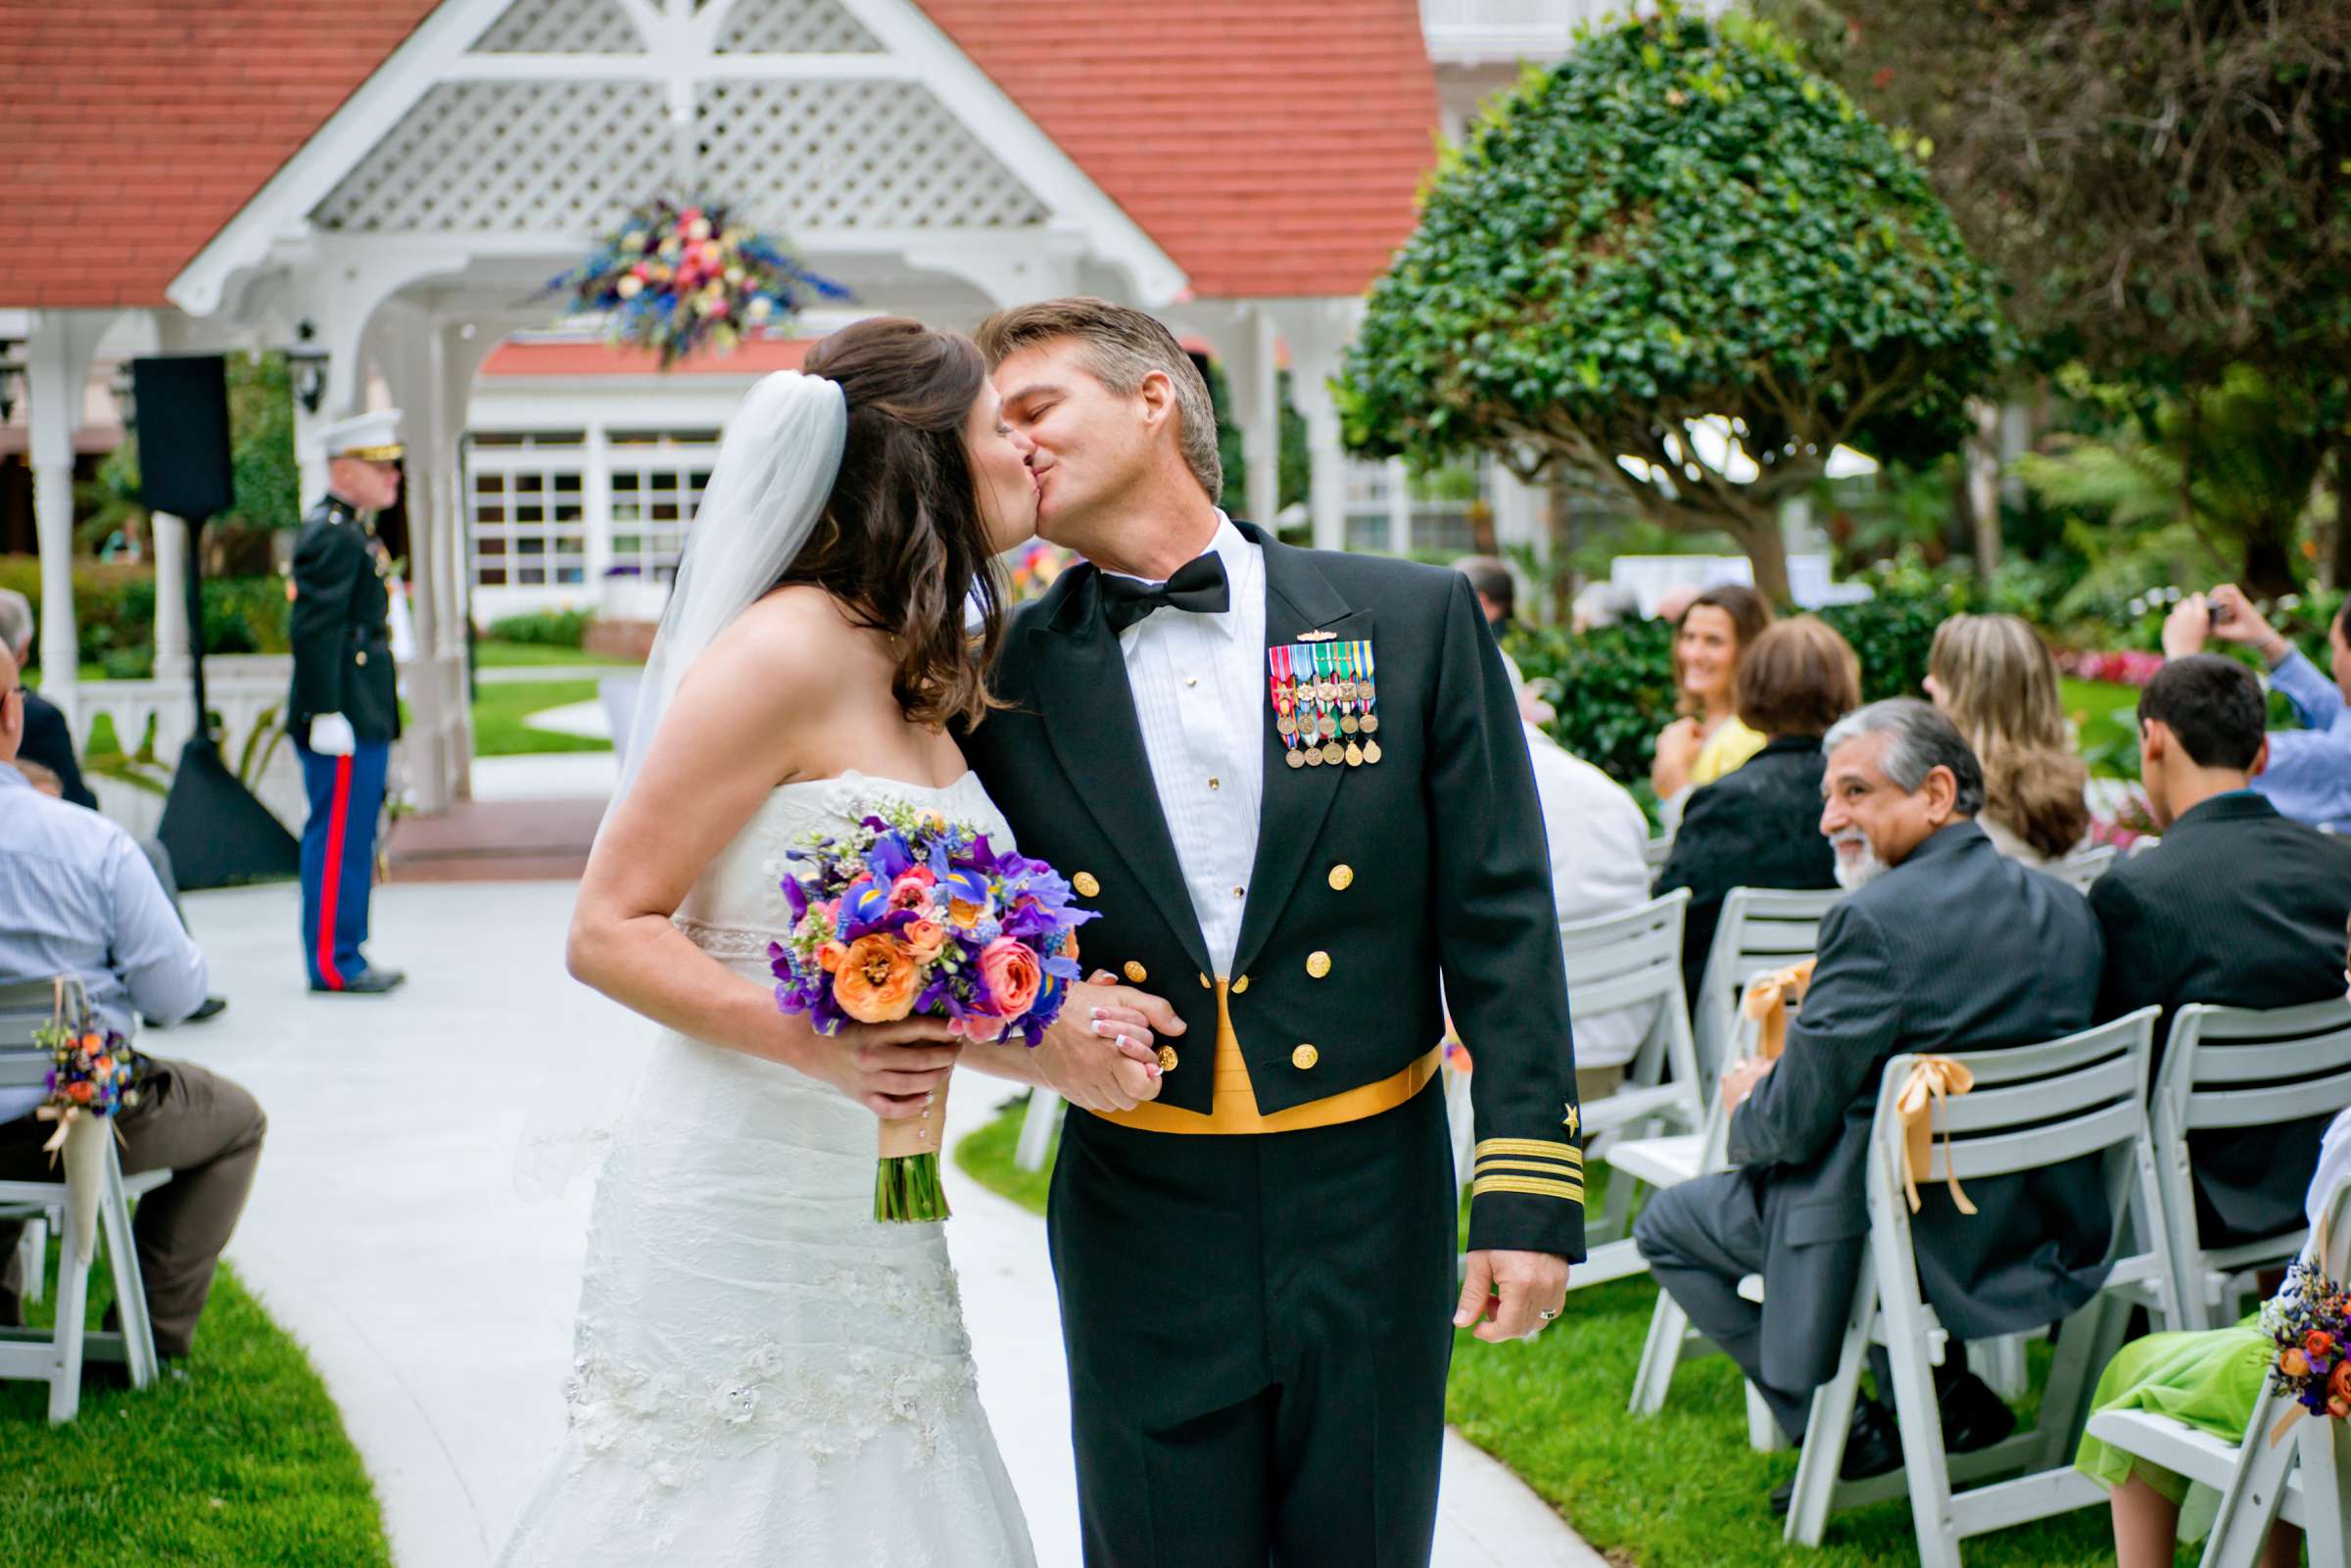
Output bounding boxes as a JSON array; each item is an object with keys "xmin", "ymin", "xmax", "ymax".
[
  {"xmin": 1691, "ymin": 886, "xmax": 1844, "ymax": 1083},
  {"xmin": 0, "ymin": 977, "xmax": 169, "ymax": 1422},
  {"xmin": 1012, "ymin": 1085, "xmax": 1064, "ymax": 1173},
  {"xmin": 1782, "ymin": 1005, "xmax": 2178, "ymax": 1564},
  {"xmin": 2154, "ymin": 999, "xmax": 2351, "ymax": 1330},
  {"xmin": 1643, "ymin": 832, "xmax": 1675, "ymax": 879},
  {"xmin": 2041, "ymin": 844, "xmax": 2117, "ymax": 892},
  {"xmin": 2085, "ymin": 1172, "xmax": 2351, "ymax": 1568},
  {"xmin": 1558, "ymin": 892, "xmax": 1703, "ymax": 1286},
  {"xmin": 1620, "ymin": 974, "xmax": 1789, "ymax": 1449}
]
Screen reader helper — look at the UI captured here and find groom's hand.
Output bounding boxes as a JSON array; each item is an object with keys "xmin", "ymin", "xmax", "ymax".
[
  {"xmin": 1035, "ymin": 977, "xmax": 1182, "ymax": 1113},
  {"xmin": 1454, "ymin": 1250, "xmax": 1570, "ymax": 1344}
]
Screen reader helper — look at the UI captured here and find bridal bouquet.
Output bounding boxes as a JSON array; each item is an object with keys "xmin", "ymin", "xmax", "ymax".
[
  {"xmin": 2261, "ymin": 1254, "xmax": 2351, "ymax": 1429},
  {"xmin": 769, "ymin": 799, "xmax": 1094, "ymax": 1221},
  {"xmin": 30, "ymin": 1005, "xmax": 143, "ymax": 1258}
]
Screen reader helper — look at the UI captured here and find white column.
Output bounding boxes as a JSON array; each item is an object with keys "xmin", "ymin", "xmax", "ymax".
[
  {"xmin": 23, "ymin": 312, "xmax": 111, "ymax": 705},
  {"xmin": 583, "ymin": 420, "xmax": 613, "ymax": 609},
  {"xmin": 1386, "ymin": 458, "xmax": 1411, "ymax": 555},
  {"xmin": 150, "ymin": 512, "xmax": 192, "ymax": 678},
  {"xmin": 1263, "ymin": 298, "xmax": 1361, "ymax": 555},
  {"xmin": 1222, "ymin": 309, "xmax": 1281, "ymax": 529},
  {"xmin": 293, "ymin": 396, "xmax": 332, "ymax": 511},
  {"xmin": 1295, "ymin": 381, "xmax": 1346, "ymax": 553}
]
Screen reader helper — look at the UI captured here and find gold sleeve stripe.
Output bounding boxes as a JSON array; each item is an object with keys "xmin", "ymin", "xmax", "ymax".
[
  {"xmin": 1473, "ymin": 1158, "xmax": 1586, "ymax": 1180},
  {"xmin": 1470, "ymin": 1174, "xmax": 1586, "ymax": 1203},
  {"xmin": 1473, "ymin": 1138, "xmax": 1584, "ymax": 1164}
]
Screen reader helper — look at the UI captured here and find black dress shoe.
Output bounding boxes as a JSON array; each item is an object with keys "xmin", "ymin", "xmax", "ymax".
[
  {"xmin": 311, "ymin": 968, "xmax": 407, "ymax": 995},
  {"xmin": 1770, "ymin": 1380, "xmax": 2018, "ymax": 1514},
  {"xmin": 188, "ymin": 997, "xmax": 228, "ymax": 1023}
]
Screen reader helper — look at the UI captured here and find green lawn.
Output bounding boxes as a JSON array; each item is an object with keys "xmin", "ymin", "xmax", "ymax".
[
  {"xmin": 1, "ymin": 1259, "xmax": 391, "ymax": 1568},
  {"xmin": 956, "ymin": 1099, "xmax": 2171, "ymax": 1568},
  {"xmin": 469, "ymin": 677, "xmax": 611, "ymax": 757},
  {"xmin": 475, "ymin": 640, "xmax": 632, "ymax": 670}
]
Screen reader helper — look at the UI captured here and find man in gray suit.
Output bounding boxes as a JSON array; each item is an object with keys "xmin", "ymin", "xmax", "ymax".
[{"xmin": 1636, "ymin": 700, "xmax": 2110, "ymax": 1499}]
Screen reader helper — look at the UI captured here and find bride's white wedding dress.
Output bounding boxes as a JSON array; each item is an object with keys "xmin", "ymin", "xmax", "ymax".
[{"xmin": 499, "ymin": 770, "xmax": 1035, "ymax": 1567}]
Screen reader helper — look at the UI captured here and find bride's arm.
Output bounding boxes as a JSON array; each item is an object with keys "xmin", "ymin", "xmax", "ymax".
[{"xmin": 568, "ymin": 598, "xmax": 957, "ymax": 1116}]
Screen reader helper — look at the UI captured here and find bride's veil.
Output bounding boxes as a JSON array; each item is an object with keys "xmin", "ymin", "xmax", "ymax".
[{"xmin": 514, "ymin": 369, "xmax": 848, "ymax": 1199}]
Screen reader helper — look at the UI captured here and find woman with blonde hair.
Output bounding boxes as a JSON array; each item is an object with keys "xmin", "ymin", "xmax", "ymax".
[
  {"xmin": 1651, "ymin": 584, "xmax": 1775, "ymax": 809},
  {"xmin": 1924, "ymin": 613, "xmax": 2091, "ymax": 865}
]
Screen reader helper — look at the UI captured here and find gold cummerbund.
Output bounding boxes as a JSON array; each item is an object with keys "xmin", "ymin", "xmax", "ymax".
[{"xmin": 1090, "ymin": 978, "xmax": 1441, "ymax": 1135}]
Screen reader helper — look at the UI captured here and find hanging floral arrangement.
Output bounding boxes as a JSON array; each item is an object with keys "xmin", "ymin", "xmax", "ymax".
[{"xmin": 552, "ymin": 198, "xmax": 849, "ymax": 368}]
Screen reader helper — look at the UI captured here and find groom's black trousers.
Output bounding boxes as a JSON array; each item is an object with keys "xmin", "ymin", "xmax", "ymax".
[{"xmin": 1048, "ymin": 1078, "xmax": 1456, "ymax": 1567}]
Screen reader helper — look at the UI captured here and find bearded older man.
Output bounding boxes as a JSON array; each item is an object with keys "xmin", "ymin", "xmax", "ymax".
[{"xmin": 1634, "ymin": 699, "xmax": 2109, "ymax": 1507}]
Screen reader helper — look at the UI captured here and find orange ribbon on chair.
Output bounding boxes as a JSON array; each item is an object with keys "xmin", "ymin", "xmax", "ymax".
[
  {"xmin": 1739, "ymin": 959, "xmax": 1816, "ymax": 1062},
  {"xmin": 1894, "ymin": 1056, "xmax": 1978, "ymax": 1215}
]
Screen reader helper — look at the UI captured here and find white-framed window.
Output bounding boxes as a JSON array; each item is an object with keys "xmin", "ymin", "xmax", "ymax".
[
  {"xmin": 1407, "ymin": 454, "xmax": 1491, "ymax": 556},
  {"xmin": 605, "ymin": 428, "xmax": 720, "ymax": 586},
  {"xmin": 1344, "ymin": 458, "xmax": 1393, "ymax": 553},
  {"xmin": 467, "ymin": 431, "xmax": 588, "ymax": 589}
]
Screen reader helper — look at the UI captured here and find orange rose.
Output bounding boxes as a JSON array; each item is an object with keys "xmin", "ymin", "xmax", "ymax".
[
  {"xmin": 2307, "ymin": 1330, "xmax": 2336, "ymax": 1358},
  {"xmin": 815, "ymin": 940, "xmax": 850, "ymax": 974},
  {"xmin": 974, "ymin": 937, "xmax": 1041, "ymax": 1019},
  {"xmin": 2280, "ymin": 1348, "xmax": 2313, "ymax": 1379},
  {"xmin": 947, "ymin": 898, "xmax": 986, "ymax": 930},
  {"xmin": 67, "ymin": 1081, "xmax": 92, "ymax": 1103},
  {"xmin": 832, "ymin": 935, "xmax": 921, "ymax": 1023},
  {"xmin": 904, "ymin": 920, "xmax": 948, "ymax": 961},
  {"xmin": 2330, "ymin": 1359, "xmax": 2351, "ymax": 1404}
]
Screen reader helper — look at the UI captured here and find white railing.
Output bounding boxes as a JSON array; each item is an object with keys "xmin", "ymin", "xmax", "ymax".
[{"xmin": 57, "ymin": 656, "xmax": 308, "ymax": 840}]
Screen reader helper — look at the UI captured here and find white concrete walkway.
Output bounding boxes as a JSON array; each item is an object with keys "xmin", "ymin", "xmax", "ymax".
[{"xmin": 178, "ymin": 879, "xmax": 1601, "ymax": 1568}]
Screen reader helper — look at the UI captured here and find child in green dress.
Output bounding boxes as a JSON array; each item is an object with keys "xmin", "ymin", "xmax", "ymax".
[{"xmin": 2074, "ymin": 940, "xmax": 2351, "ymax": 1567}]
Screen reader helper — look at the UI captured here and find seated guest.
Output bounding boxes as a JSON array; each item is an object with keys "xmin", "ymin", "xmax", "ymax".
[
  {"xmin": 0, "ymin": 590, "xmax": 226, "ymax": 1024},
  {"xmin": 2088, "ymin": 654, "xmax": 2351, "ymax": 1248},
  {"xmin": 1523, "ymin": 720, "xmax": 1656, "ymax": 1102},
  {"xmin": 1651, "ymin": 585, "xmax": 1774, "ymax": 817},
  {"xmin": 2078, "ymin": 1093, "xmax": 2351, "ymax": 1566},
  {"xmin": 1924, "ymin": 612, "xmax": 2091, "ymax": 865},
  {"xmin": 0, "ymin": 588, "xmax": 96, "ymax": 809},
  {"xmin": 0, "ymin": 641, "xmax": 265, "ymax": 1368},
  {"xmin": 2164, "ymin": 585, "xmax": 2351, "ymax": 832},
  {"xmin": 1635, "ymin": 700, "xmax": 2109, "ymax": 1499},
  {"xmin": 1453, "ymin": 556, "xmax": 1527, "ymax": 691},
  {"xmin": 1655, "ymin": 617, "xmax": 1855, "ymax": 1007}
]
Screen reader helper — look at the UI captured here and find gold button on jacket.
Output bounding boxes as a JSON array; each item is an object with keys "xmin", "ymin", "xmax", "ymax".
[
  {"xmin": 1073, "ymin": 872, "xmax": 1101, "ymax": 898},
  {"xmin": 1291, "ymin": 1043, "xmax": 1319, "ymax": 1070},
  {"xmin": 1231, "ymin": 974, "xmax": 1250, "ymax": 994},
  {"xmin": 1327, "ymin": 865, "xmax": 1355, "ymax": 891},
  {"xmin": 1123, "ymin": 961, "xmax": 1148, "ymax": 984},
  {"xmin": 1305, "ymin": 951, "xmax": 1331, "ymax": 978},
  {"xmin": 1157, "ymin": 1045, "xmax": 1179, "ymax": 1073}
]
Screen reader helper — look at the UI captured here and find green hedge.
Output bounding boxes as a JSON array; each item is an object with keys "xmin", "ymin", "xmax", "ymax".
[
  {"xmin": 0, "ymin": 556, "xmax": 289, "ymax": 673},
  {"xmin": 485, "ymin": 608, "xmax": 595, "ymax": 647},
  {"xmin": 1510, "ymin": 575, "xmax": 1972, "ymax": 785}
]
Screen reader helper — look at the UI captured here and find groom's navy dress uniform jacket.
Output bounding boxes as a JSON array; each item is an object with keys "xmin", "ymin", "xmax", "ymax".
[
  {"xmin": 966, "ymin": 523, "xmax": 1586, "ymax": 1259},
  {"xmin": 967, "ymin": 522, "xmax": 1583, "ymax": 1561}
]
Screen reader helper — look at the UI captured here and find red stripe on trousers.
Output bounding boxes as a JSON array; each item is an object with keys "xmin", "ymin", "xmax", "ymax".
[{"xmin": 316, "ymin": 754, "xmax": 354, "ymax": 990}]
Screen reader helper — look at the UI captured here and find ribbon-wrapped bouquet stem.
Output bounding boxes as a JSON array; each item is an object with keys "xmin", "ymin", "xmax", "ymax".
[
  {"xmin": 30, "ymin": 995, "xmax": 141, "ymax": 1259},
  {"xmin": 768, "ymin": 800, "xmax": 1093, "ymax": 1221}
]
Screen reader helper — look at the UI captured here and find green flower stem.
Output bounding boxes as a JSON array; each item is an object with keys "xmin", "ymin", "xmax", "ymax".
[{"xmin": 875, "ymin": 1153, "xmax": 951, "ymax": 1223}]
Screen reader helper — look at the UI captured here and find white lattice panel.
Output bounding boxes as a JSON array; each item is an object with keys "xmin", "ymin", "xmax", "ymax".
[
  {"xmin": 474, "ymin": 0, "xmax": 647, "ymax": 52},
  {"xmin": 312, "ymin": 81, "xmax": 674, "ymax": 234},
  {"xmin": 714, "ymin": 0, "xmax": 881, "ymax": 53},
  {"xmin": 697, "ymin": 81, "xmax": 1049, "ymax": 230}
]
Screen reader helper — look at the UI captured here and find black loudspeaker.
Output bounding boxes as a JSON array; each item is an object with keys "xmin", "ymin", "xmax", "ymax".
[
  {"xmin": 128, "ymin": 356, "xmax": 233, "ymax": 521},
  {"xmin": 129, "ymin": 354, "xmax": 301, "ymax": 887}
]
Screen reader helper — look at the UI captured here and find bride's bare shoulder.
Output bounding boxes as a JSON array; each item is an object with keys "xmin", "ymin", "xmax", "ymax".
[{"xmin": 707, "ymin": 587, "xmax": 860, "ymax": 668}]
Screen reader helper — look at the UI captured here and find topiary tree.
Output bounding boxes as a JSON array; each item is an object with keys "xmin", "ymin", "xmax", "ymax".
[{"xmin": 1338, "ymin": 7, "xmax": 2013, "ymax": 602}]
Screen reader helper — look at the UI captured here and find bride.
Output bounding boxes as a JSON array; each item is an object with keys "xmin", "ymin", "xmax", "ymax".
[{"xmin": 498, "ymin": 318, "xmax": 1171, "ymax": 1565}]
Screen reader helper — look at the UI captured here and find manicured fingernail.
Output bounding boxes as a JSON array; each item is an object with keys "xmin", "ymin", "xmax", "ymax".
[
  {"xmin": 1147, "ymin": 1065, "xmax": 1162, "ymax": 1078},
  {"xmin": 1090, "ymin": 1008, "xmax": 1105, "ymax": 1021}
]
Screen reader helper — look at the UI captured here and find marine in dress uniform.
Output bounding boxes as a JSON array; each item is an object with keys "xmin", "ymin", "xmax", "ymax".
[
  {"xmin": 962, "ymin": 515, "xmax": 1584, "ymax": 1566},
  {"xmin": 288, "ymin": 411, "xmax": 407, "ymax": 995}
]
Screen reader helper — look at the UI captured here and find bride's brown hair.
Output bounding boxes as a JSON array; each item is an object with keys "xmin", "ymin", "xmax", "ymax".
[{"xmin": 786, "ymin": 317, "xmax": 1007, "ymax": 730}]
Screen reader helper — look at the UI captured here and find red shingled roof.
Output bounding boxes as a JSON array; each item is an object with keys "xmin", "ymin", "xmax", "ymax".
[{"xmin": 0, "ymin": 0, "xmax": 1435, "ymax": 309}]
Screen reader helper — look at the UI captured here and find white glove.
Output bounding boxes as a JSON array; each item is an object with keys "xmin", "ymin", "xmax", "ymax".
[{"xmin": 308, "ymin": 712, "xmax": 357, "ymax": 757}]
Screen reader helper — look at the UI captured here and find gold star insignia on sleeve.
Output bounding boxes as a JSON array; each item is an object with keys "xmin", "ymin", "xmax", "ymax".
[{"xmin": 1563, "ymin": 1103, "xmax": 1580, "ymax": 1139}]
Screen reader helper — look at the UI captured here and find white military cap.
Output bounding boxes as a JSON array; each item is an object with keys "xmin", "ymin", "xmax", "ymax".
[{"xmin": 319, "ymin": 408, "xmax": 405, "ymax": 461}]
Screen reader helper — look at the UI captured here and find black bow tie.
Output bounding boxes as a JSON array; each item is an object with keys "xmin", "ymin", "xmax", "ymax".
[{"xmin": 1099, "ymin": 553, "xmax": 1230, "ymax": 635}]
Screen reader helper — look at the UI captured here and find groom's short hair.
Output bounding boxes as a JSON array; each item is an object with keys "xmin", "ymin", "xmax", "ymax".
[{"xmin": 975, "ymin": 298, "xmax": 1223, "ymax": 504}]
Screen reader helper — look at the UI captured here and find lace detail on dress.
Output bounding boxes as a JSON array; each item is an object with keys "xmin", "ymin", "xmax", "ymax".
[
  {"xmin": 564, "ymin": 1335, "xmax": 980, "ymax": 1480},
  {"xmin": 673, "ymin": 917, "xmax": 781, "ymax": 960}
]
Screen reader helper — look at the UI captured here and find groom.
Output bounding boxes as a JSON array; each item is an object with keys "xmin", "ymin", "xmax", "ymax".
[{"xmin": 963, "ymin": 299, "xmax": 1583, "ymax": 1565}]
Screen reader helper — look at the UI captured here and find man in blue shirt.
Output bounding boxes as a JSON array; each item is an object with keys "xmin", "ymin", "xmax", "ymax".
[
  {"xmin": 2165, "ymin": 585, "xmax": 2351, "ymax": 832},
  {"xmin": 0, "ymin": 641, "xmax": 266, "ymax": 1365}
]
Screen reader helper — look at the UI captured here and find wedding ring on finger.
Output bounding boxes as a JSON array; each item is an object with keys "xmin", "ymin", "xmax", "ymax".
[{"xmin": 1536, "ymin": 1307, "xmax": 1560, "ymax": 1322}]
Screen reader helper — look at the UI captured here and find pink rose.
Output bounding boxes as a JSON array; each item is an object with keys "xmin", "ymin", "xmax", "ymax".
[
  {"xmin": 973, "ymin": 937, "xmax": 1041, "ymax": 1019},
  {"xmin": 888, "ymin": 871, "xmax": 936, "ymax": 913}
]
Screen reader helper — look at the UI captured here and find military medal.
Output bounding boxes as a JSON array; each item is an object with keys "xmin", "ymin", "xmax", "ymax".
[
  {"xmin": 1355, "ymin": 640, "xmax": 1382, "ymax": 763},
  {"xmin": 1270, "ymin": 647, "xmax": 1309, "ymax": 768}
]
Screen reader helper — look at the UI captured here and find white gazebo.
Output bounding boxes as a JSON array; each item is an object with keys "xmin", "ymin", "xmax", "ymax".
[{"xmin": 5, "ymin": 0, "xmax": 1442, "ymax": 818}]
